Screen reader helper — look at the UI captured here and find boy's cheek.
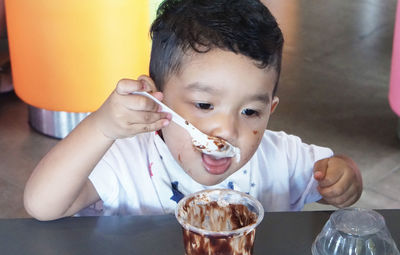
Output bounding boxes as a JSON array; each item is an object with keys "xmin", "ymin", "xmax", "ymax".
[{"xmin": 237, "ymin": 129, "xmax": 264, "ymax": 163}]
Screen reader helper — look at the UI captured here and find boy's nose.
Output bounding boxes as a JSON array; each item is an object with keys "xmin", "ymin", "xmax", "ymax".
[{"xmin": 207, "ymin": 113, "xmax": 239, "ymax": 144}]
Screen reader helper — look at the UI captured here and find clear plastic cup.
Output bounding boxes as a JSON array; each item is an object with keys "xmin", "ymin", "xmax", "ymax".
[
  {"xmin": 175, "ymin": 189, "xmax": 264, "ymax": 255},
  {"xmin": 312, "ymin": 208, "xmax": 400, "ymax": 255}
]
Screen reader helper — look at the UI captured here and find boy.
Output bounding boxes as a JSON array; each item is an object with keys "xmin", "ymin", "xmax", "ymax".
[{"xmin": 24, "ymin": 0, "xmax": 362, "ymax": 220}]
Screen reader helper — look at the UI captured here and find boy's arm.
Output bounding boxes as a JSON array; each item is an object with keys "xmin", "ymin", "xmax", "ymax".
[
  {"xmin": 314, "ymin": 155, "xmax": 363, "ymax": 207},
  {"xmin": 24, "ymin": 77, "xmax": 171, "ymax": 221},
  {"xmin": 24, "ymin": 115, "xmax": 112, "ymax": 220}
]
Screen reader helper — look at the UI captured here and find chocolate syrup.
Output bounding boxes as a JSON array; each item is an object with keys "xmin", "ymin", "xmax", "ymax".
[{"xmin": 208, "ymin": 136, "xmax": 226, "ymax": 150}]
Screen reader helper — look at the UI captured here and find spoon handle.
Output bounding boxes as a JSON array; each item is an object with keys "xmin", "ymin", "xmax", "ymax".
[{"xmin": 131, "ymin": 91, "xmax": 194, "ymax": 132}]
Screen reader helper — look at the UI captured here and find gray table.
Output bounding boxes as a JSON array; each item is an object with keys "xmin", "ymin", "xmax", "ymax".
[{"xmin": 0, "ymin": 210, "xmax": 399, "ymax": 255}]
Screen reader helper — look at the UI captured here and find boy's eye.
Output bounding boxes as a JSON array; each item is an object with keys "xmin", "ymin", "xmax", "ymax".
[
  {"xmin": 195, "ymin": 103, "xmax": 214, "ymax": 110},
  {"xmin": 241, "ymin": 108, "xmax": 258, "ymax": 117}
]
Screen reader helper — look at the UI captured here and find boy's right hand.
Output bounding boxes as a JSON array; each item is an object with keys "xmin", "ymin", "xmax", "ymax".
[{"xmin": 92, "ymin": 77, "xmax": 171, "ymax": 140}]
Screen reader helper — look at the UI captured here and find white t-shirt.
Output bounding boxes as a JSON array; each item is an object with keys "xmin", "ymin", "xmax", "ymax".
[{"xmin": 87, "ymin": 130, "xmax": 333, "ymax": 216}]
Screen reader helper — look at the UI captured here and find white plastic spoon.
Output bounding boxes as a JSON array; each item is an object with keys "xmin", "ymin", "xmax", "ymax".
[{"xmin": 132, "ymin": 91, "xmax": 240, "ymax": 162}]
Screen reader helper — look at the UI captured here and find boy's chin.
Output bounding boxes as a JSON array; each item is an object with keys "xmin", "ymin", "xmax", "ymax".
[
  {"xmin": 188, "ymin": 170, "xmax": 230, "ymax": 187},
  {"xmin": 193, "ymin": 177, "xmax": 225, "ymax": 187}
]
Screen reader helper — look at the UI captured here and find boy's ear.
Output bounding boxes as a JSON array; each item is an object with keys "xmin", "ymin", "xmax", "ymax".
[
  {"xmin": 137, "ymin": 75, "xmax": 158, "ymax": 92},
  {"xmin": 270, "ymin": 96, "xmax": 279, "ymax": 114}
]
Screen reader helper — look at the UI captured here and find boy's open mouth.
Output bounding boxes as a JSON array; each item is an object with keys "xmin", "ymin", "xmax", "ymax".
[{"xmin": 201, "ymin": 153, "xmax": 232, "ymax": 175}]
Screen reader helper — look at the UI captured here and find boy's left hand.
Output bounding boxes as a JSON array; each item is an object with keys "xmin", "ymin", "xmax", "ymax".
[{"xmin": 314, "ymin": 155, "xmax": 363, "ymax": 208}]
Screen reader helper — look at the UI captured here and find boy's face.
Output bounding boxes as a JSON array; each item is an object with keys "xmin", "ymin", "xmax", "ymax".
[{"xmin": 161, "ymin": 49, "xmax": 279, "ymax": 186}]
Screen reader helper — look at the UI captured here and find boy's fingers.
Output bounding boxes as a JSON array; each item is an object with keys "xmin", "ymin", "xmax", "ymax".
[
  {"xmin": 128, "ymin": 119, "xmax": 170, "ymax": 135},
  {"xmin": 313, "ymin": 158, "xmax": 329, "ymax": 182},
  {"xmin": 315, "ymin": 157, "xmax": 346, "ymax": 188},
  {"xmin": 318, "ymin": 167, "xmax": 344, "ymax": 188},
  {"xmin": 120, "ymin": 91, "xmax": 164, "ymax": 112},
  {"xmin": 115, "ymin": 79, "xmax": 144, "ymax": 95},
  {"xmin": 127, "ymin": 111, "xmax": 171, "ymax": 125},
  {"xmin": 320, "ymin": 184, "xmax": 356, "ymax": 207},
  {"xmin": 337, "ymin": 192, "xmax": 359, "ymax": 208},
  {"xmin": 318, "ymin": 174, "xmax": 352, "ymax": 199}
]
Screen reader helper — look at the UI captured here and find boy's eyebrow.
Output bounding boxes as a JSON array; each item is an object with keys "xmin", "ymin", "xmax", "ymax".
[
  {"xmin": 185, "ymin": 82, "xmax": 219, "ymax": 94},
  {"xmin": 185, "ymin": 82, "xmax": 270, "ymax": 104},
  {"xmin": 249, "ymin": 93, "xmax": 270, "ymax": 105}
]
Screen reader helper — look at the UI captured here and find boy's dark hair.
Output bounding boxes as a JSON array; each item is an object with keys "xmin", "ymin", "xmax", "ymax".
[{"xmin": 149, "ymin": 0, "xmax": 284, "ymax": 96}]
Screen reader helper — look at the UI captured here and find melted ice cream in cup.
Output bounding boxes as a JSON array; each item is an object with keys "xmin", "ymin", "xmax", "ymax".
[
  {"xmin": 132, "ymin": 92, "xmax": 241, "ymax": 162},
  {"xmin": 175, "ymin": 189, "xmax": 264, "ymax": 255}
]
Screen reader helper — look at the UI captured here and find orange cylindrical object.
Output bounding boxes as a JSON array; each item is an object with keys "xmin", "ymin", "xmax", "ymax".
[{"xmin": 5, "ymin": 0, "xmax": 151, "ymax": 112}]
